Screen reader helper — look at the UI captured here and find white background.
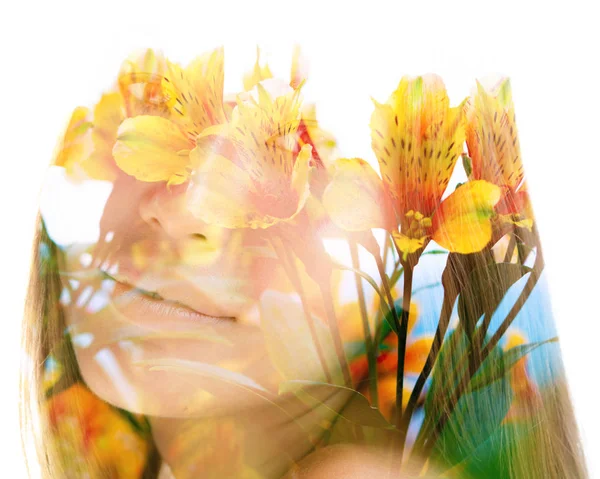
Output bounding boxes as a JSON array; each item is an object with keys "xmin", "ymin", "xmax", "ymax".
[{"xmin": 1, "ymin": 0, "xmax": 599, "ymax": 476}]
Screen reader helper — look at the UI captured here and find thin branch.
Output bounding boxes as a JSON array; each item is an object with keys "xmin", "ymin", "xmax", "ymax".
[{"xmin": 349, "ymin": 240, "xmax": 379, "ymax": 407}]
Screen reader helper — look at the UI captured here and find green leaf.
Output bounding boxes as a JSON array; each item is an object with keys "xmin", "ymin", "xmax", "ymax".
[
  {"xmin": 439, "ymin": 421, "xmax": 536, "ymax": 479},
  {"xmin": 423, "ymin": 329, "xmax": 512, "ymax": 469},
  {"xmin": 280, "ymin": 380, "xmax": 393, "ymax": 429},
  {"xmin": 430, "ymin": 359, "xmax": 513, "ymax": 468},
  {"xmin": 380, "ymin": 300, "xmax": 407, "ymax": 336},
  {"xmin": 462, "ymin": 154, "xmax": 473, "ymax": 177},
  {"xmin": 458, "ymin": 262, "xmax": 531, "ymax": 338},
  {"xmin": 424, "ymin": 329, "xmax": 469, "ymax": 417},
  {"xmin": 469, "ymin": 337, "xmax": 558, "ymax": 392}
]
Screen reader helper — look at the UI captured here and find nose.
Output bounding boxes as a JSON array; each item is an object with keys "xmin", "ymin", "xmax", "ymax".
[{"xmin": 139, "ymin": 183, "xmax": 214, "ymax": 241}]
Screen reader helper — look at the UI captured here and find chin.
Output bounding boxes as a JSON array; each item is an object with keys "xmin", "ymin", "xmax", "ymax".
[{"xmin": 72, "ymin": 323, "xmax": 280, "ymax": 418}]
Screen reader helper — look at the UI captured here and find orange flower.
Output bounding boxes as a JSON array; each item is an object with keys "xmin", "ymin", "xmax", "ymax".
[
  {"xmin": 323, "ymin": 75, "xmax": 502, "ymax": 259},
  {"xmin": 187, "ymin": 83, "xmax": 313, "ymax": 229},
  {"xmin": 465, "ymin": 78, "xmax": 533, "ymax": 230},
  {"xmin": 47, "ymin": 383, "xmax": 148, "ymax": 478}
]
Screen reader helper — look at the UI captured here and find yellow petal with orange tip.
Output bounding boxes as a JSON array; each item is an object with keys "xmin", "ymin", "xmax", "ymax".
[
  {"xmin": 371, "ymin": 75, "xmax": 465, "ymax": 218},
  {"xmin": 113, "ymin": 115, "xmax": 191, "ymax": 184},
  {"xmin": 163, "ymin": 47, "xmax": 226, "ymax": 135},
  {"xmin": 322, "ymin": 158, "xmax": 390, "ymax": 232},
  {"xmin": 465, "ymin": 78, "xmax": 524, "ymax": 190},
  {"xmin": 432, "ymin": 180, "xmax": 502, "ymax": 254}
]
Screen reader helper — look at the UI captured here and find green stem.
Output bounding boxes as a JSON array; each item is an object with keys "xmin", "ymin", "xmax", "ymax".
[
  {"xmin": 397, "ymin": 290, "xmax": 454, "ymax": 449},
  {"xmin": 349, "ymin": 240, "xmax": 378, "ymax": 407},
  {"xmin": 321, "ymin": 281, "xmax": 353, "ymax": 388},
  {"xmin": 374, "ymin": 255, "xmax": 402, "ymax": 335},
  {"xmin": 382, "ymin": 232, "xmax": 391, "ymax": 276},
  {"xmin": 395, "ymin": 264, "xmax": 414, "ymax": 434}
]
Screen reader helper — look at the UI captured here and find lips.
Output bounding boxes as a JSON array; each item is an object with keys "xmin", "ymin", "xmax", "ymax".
[{"xmin": 103, "ymin": 271, "xmax": 236, "ymax": 324}]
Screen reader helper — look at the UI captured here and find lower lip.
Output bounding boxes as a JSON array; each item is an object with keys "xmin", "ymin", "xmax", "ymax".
[{"xmin": 112, "ymin": 281, "xmax": 233, "ymax": 325}]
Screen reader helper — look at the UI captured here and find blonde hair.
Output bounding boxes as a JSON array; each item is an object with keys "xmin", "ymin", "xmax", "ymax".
[{"xmin": 19, "ymin": 216, "xmax": 161, "ymax": 478}]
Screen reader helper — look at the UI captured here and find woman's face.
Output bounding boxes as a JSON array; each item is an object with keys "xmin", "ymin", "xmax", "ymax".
[{"xmin": 48, "ymin": 168, "xmax": 281, "ymax": 417}]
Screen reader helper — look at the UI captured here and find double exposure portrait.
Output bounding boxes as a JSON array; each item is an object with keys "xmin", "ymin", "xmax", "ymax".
[{"xmin": 20, "ymin": 46, "xmax": 587, "ymax": 478}]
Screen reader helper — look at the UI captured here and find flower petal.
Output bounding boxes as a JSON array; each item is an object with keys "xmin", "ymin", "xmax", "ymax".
[
  {"xmin": 322, "ymin": 158, "xmax": 390, "ymax": 231},
  {"xmin": 53, "ymin": 106, "xmax": 93, "ymax": 175},
  {"xmin": 290, "ymin": 45, "xmax": 308, "ymax": 89},
  {"xmin": 164, "ymin": 47, "xmax": 226, "ymax": 134},
  {"xmin": 113, "ymin": 116, "xmax": 190, "ymax": 184},
  {"xmin": 289, "ymin": 144, "xmax": 313, "ymax": 213},
  {"xmin": 432, "ymin": 180, "xmax": 502, "ymax": 254},
  {"xmin": 82, "ymin": 92, "xmax": 125, "ymax": 181},
  {"xmin": 243, "ymin": 47, "xmax": 273, "ymax": 92},
  {"xmin": 187, "ymin": 152, "xmax": 268, "ymax": 228},
  {"xmin": 371, "ymin": 75, "xmax": 465, "ymax": 218},
  {"xmin": 465, "ymin": 78, "xmax": 524, "ymax": 190},
  {"xmin": 391, "ymin": 232, "xmax": 427, "ymax": 258}
]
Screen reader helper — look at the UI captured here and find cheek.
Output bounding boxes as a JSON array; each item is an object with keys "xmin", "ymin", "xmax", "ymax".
[{"xmin": 65, "ymin": 305, "xmax": 281, "ymax": 417}]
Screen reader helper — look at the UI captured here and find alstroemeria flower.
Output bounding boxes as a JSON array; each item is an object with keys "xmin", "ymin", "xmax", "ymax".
[
  {"xmin": 243, "ymin": 47, "xmax": 335, "ymax": 169},
  {"xmin": 53, "ymin": 92, "xmax": 124, "ymax": 181},
  {"xmin": 323, "ymin": 75, "xmax": 502, "ymax": 259},
  {"xmin": 465, "ymin": 78, "xmax": 534, "ymax": 231},
  {"xmin": 47, "ymin": 383, "xmax": 148, "ymax": 478},
  {"xmin": 187, "ymin": 83, "xmax": 313, "ymax": 229},
  {"xmin": 113, "ymin": 48, "xmax": 226, "ymax": 186}
]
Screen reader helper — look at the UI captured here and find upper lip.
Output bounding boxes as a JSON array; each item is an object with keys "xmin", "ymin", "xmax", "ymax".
[{"xmin": 99, "ymin": 269, "xmax": 235, "ymax": 321}]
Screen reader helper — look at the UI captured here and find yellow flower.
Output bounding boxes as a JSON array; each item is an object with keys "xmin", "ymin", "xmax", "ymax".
[
  {"xmin": 47, "ymin": 383, "xmax": 148, "ymax": 478},
  {"xmin": 53, "ymin": 92, "xmax": 125, "ymax": 181},
  {"xmin": 323, "ymin": 75, "xmax": 502, "ymax": 259},
  {"xmin": 243, "ymin": 47, "xmax": 336, "ymax": 168},
  {"xmin": 113, "ymin": 48, "xmax": 226, "ymax": 186},
  {"xmin": 187, "ymin": 84, "xmax": 313, "ymax": 229},
  {"xmin": 465, "ymin": 78, "xmax": 533, "ymax": 230}
]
